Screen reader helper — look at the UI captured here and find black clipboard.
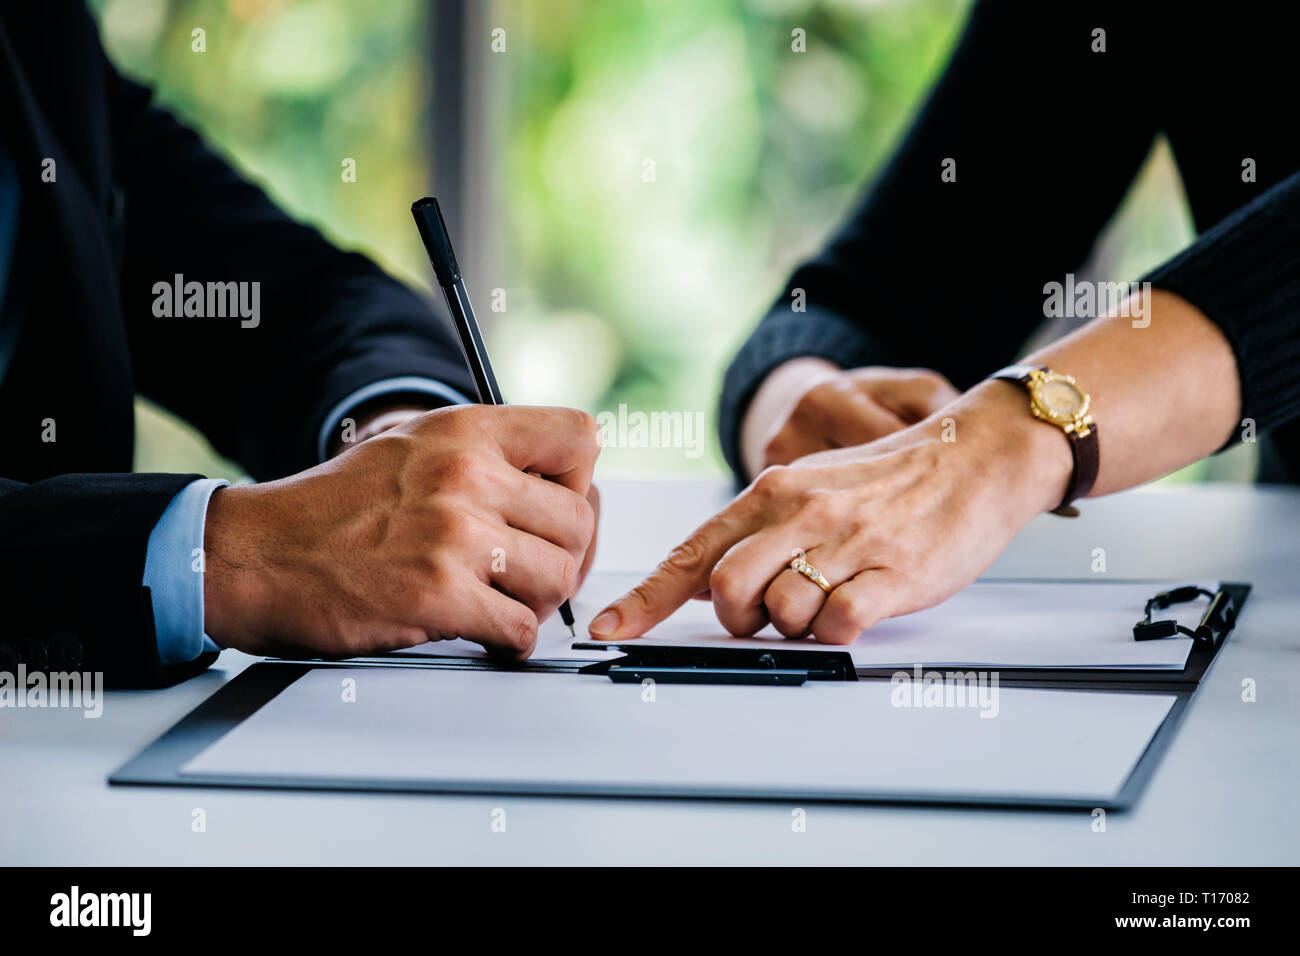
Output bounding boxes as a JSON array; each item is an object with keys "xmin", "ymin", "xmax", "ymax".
[
  {"xmin": 109, "ymin": 581, "xmax": 1249, "ymax": 811},
  {"xmin": 389, "ymin": 579, "xmax": 1250, "ymax": 688}
]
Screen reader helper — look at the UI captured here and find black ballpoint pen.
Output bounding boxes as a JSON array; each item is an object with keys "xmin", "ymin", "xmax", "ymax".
[{"xmin": 412, "ymin": 197, "xmax": 578, "ymax": 637}]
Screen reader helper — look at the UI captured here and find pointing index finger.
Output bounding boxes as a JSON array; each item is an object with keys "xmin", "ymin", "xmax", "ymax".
[{"xmin": 587, "ymin": 500, "xmax": 760, "ymax": 641}]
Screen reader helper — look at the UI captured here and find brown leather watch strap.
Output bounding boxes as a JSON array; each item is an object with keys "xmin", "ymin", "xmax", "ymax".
[{"xmin": 1053, "ymin": 423, "xmax": 1099, "ymax": 517}]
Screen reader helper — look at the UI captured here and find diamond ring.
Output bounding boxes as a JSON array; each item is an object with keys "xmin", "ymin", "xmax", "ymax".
[{"xmin": 789, "ymin": 555, "xmax": 833, "ymax": 594}]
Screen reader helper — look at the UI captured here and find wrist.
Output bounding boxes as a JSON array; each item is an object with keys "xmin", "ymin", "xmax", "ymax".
[
  {"xmin": 330, "ymin": 404, "xmax": 433, "ymax": 458},
  {"xmin": 942, "ymin": 379, "xmax": 1076, "ymax": 518},
  {"xmin": 202, "ymin": 485, "xmax": 273, "ymax": 650}
]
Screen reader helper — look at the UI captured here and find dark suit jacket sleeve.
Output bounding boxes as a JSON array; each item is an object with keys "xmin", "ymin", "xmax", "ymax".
[
  {"xmin": 103, "ymin": 58, "xmax": 475, "ymax": 480},
  {"xmin": 0, "ymin": 474, "xmax": 218, "ymax": 688},
  {"xmin": 715, "ymin": 0, "xmax": 1159, "ymax": 477}
]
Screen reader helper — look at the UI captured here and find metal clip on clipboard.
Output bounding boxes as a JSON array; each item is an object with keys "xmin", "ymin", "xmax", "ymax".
[
  {"xmin": 1133, "ymin": 584, "xmax": 1238, "ymax": 649},
  {"xmin": 577, "ymin": 644, "xmax": 858, "ymax": 685}
]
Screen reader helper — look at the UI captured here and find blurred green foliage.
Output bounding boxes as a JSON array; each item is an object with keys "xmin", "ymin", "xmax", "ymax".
[
  {"xmin": 92, "ymin": 0, "xmax": 1247, "ymax": 481},
  {"xmin": 489, "ymin": 0, "xmax": 976, "ymax": 474}
]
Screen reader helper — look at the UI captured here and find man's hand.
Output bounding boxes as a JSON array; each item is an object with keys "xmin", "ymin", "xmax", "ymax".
[
  {"xmin": 740, "ymin": 358, "xmax": 961, "ymax": 478},
  {"xmin": 203, "ymin": 405, "xmax": 601, "ymax": 661},
  {"xmin": 591, "ymin": 381, "xmax": 1071, "ymax": 645}
]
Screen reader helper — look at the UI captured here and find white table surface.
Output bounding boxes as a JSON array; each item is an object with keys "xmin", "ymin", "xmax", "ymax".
[{"xmin": 3, "ymin": 478, "xmax": 1297, "ymax": 865}]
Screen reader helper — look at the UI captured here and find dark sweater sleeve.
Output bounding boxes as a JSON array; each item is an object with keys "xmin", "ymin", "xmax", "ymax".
[
  {"xmin": 717, "ymin": 0, "xmax": 1160, "ymax": 476},
  {"xmin": 1143, "ymin": 168, "xmax": 1300, "ymax": 439}
]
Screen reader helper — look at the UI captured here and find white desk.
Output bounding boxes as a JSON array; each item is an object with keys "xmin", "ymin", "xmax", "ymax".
[{"xmin": 3, "ymin": 480, "xmax": 1297, "ymax": 864}]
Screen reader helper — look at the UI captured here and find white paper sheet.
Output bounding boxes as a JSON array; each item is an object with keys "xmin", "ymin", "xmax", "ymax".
[
  {"xmin": 392, "ymin": 574, "xmax": 1214, "ymax": 671},
  {"xmin": 183, "ymin": 667, "xmax": 1177, "ymax": 804}
]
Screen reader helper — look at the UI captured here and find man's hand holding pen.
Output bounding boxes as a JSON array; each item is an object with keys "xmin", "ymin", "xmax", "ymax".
[{"xmin": 200, "ymin": 405, "xmax": 601, "ymax": 661}]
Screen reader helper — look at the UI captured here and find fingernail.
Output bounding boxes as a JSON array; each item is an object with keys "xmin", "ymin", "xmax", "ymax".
[{"xmin": 589, "ymin": 608, "xmax": 620, "ymax": 639}]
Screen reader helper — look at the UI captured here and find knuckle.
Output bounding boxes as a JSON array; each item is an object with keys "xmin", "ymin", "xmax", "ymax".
[
  {"xmin": 555, "ymin": 553, "xmax": 580, "ymax": 600},
  {"xmin": 443, "ymin": 403, "xmax": 488, "ymax": 435},
  {"xmin": 708, "ymin": 563, "xmax": 743, "ymax": 605},
  {"xmin": 570, "ymin": 407, "xmax": 598, "ymax": 436},
  {"xmin": 409, "ymin": 404, "xmax": 449, "ymax": 433},
  {"xmin": 437, "ymin": 448, "xmax": 484, "ymax": 487},
  {"xmin": 505, "ymin": 610, "xmax": 539, "ymax": 654},
  {"xmin": 751, "ymin": 464, "xmax": 794, "ymax": 502},
  {"xmin": 813, "ymin": 621, "xmax": 856, "ymax": 645},
  {"xmin": 473, "ymin": 456, "xmax": 510, "ymax": 494},
  {"xmin": 798, "ymin": 489, "xmax": 845, "ymax": 525},
  {"xmin": 619, "ymin": 582, "xmax": 658, "ymax": 617},
  {"xmin": 571, "ymin": 493, "xmax": 597, "ymax": 544},
  {"xmin": 435, "ymin": 504, "xmax": 478, "ymax": 543},
  {"xmin": 663, "ymin": 534, "xmax": 711, "ymax": 579},
  {"xmin": 563, "ymin": 408, "xmax": 600, "ymax": 452},
  {"xmin": 830, "ymin": 589, "xmax": 872, "ymax": 630},
  {"xmin": 764, "ymin": 586, "xmax": 801, "ymax": 625}
]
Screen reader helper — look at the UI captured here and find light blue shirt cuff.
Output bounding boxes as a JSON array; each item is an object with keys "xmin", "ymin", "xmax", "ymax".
[
  {"xmin": 144, "ymin": 478, "xmax": 229, "ymax": 667},
  {"xmin": 315, "ymin": 376, "xmax": 472, "ymax": 462}
]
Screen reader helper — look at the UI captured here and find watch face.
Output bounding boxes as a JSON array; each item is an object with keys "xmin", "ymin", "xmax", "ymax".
[{"xmin": 1033, "ymin": 377, "xmax": 1087, "ymax": 422}]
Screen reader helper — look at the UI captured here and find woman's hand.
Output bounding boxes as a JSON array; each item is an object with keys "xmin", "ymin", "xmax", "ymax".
[
  {"xmin": 590, "ymin": 381, "xmax": 1071, "ymax": 643},
  {"xmin": 740, "ymin": 358, "xmax": 961, "ymax": 479}
]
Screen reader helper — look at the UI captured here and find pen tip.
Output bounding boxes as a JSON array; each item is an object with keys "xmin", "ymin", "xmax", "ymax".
[{"xmin": 568, "ymin": 624, "xmax": 577, "ymax": 638}]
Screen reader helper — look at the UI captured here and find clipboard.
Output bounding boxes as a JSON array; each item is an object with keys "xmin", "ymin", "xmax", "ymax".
[
  {"xmin": 109, "ymin": 580, "xmax": 1249, "ymax": 810},
  {"xmin": 372, "ymin": 578, "xmax": 1252, "ymax": 687},
  {"xmin": 574, "ymin": 580, "xmax": 1251, "ymax": 689}
]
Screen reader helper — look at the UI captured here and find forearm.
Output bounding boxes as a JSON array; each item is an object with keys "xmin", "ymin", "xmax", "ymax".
[
  {"xmin": 927, "ymin": 287, "xmax": 1240, "ymax": 518},
  {"xmin": 1024, "ymin": 288, "xmax": 1241, "ymax": 496}
]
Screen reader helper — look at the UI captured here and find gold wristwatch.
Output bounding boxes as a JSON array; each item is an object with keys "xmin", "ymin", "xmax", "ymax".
[{"xmin": 991, "ymin": 365, "xmax": 1098, "ymax": 517}]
